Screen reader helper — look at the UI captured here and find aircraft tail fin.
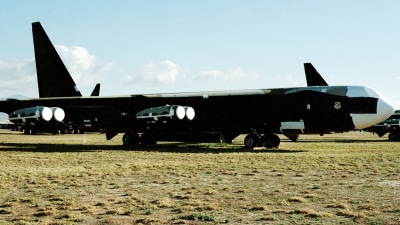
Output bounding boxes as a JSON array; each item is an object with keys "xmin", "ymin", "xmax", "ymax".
[
  {"xmin": 91, "ymin": 84, "xmax": 101, "ymax": 96},
  {"xmin": 304, "ymin": 63, "xmax": 329, "ymax": 86},
  {"xmin": 32, "ymin": 22, "xmax": 82, "ymax": 98}
]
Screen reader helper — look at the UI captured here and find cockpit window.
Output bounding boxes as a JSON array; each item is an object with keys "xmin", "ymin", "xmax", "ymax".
[
  {"xmin": 325, "ymin": 87, "xmax": 348, "ymax": 96},
  {"xmin": 285, "ymin": 86, "xmax": 380, "ymax": 98},
  {"xmin": 364, "ymin": 87, "xmax": 380, "ymax": 98},
  {"xmin": 346, "ymin": 86, "xmax": 379, "ymax": 98}
]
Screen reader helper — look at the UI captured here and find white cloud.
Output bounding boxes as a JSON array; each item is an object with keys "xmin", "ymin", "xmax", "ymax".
[
  {"xmin": 0, "ymin": 59, "xmax": 37, "ymax": 97},
  {"xmin": 195, "ymin": 67, "xmax": 260, "ymax": 84},
  {"xmin": 285, "ymin": 74, "xmax": 303, "ymax": 86},
  {"xmin": 126, "ymin": 60, "xmax": 180, "ymax": 85},
  {"xmin": 0, "ymin": 46, "xmax": 112, "ymax": 97},
  {"xmin": 125, "ymin": 61, "xmax": 261, "ymax": 92},
  {"xmin": 55, "ymin": 45, "xmax": 113, "ymax": 87},
  {"xmin": 225, "ymin": 68, "xmax": 259, "ymax": 83},
  {"xmin": 195, "ymin": 70, "xmax": 224, "ymax": 83}
]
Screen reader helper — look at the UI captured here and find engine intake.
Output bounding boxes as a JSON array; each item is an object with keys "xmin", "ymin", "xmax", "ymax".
[
  {"xmin": 51, "ymin": 107, "xmax": 65, "ymax": 122},
  {"xmin": 183, "ymin": 106, "xmax": 195, "ymax": 120}
]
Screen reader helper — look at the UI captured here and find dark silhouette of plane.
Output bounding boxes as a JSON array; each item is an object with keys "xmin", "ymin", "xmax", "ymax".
[{"xmin": 0, "ymin": 22, "xmax": 395, "ymax": 149}]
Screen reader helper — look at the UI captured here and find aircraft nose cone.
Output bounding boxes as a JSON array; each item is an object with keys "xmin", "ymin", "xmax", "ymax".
[{"xmin": 351, "ymin": 98, "xmax": 395, "ymax": 129}]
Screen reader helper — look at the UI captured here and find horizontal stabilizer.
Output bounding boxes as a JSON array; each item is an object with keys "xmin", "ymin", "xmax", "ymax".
[
  {"xmin": 32, "ymin": 22, "xmax": 82, "ymax": 98},
  {"xmin": 304, "ymin": 63, "xmax": 328, "ymax": 86}
]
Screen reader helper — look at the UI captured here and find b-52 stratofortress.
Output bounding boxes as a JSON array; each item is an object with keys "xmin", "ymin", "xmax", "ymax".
[{"xmin": 0, "ymin": 22, "xmax": 395, "ymax": 149}]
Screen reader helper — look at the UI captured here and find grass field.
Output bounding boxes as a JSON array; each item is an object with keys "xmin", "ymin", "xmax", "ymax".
[{"xmin": 0, "ymin": 130, "xmax": 399, "ymax": 225}]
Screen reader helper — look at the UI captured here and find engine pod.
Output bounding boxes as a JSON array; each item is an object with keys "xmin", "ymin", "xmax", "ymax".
[
  {"xmin": 136, "ymin": 105, "xmax": 187, "ymax": 122},
  {"xmin": 183, "ymin": 106, "xmax": 195, "ymax": 120},
  {"xmin": 175, "ymin": 106, "xmax": 185, "ymax": 120},
  {"xmin": 9, "ymin": 106, "xmax": 53, "ymax": 123},
  {"xmin": 51, "ymin": 107, "xmax": 65, "ymax": 122}
]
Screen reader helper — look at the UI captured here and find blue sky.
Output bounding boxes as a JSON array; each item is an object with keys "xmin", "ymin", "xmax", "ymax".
[{"xmin": 1, "ymin": 1, "xmax": 400, "ymax": 108}]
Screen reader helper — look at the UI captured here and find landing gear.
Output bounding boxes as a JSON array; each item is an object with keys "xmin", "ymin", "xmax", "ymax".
[
  {"xmin": 377, "ymin": 131, "xmax": 387, "ymax": 137},
  {"xmin": 244, "ymin": 133, "xmax": 259, "ymax": 149},
  {"xmin": 23, "ymin": 128, "xmax": 30, "ymax": 135},
  {"xmin": 122, "ymin": 132, "xmax": 158, "ymax": 145},
  {"xmin": 140, "ymin": 133, "xmax": 157, "ymax": 145},
  {"xmin": 244, "ymin": 130, "xmax": 280, "ymax": 149},
  {"xmin": 388, "ymin": 133, "xmax": 400, "ymax": 141},
  {"xmin": 122, "ymin": 132, "xmax": 140, "ymax": 145},
  {"xmin": 261, "ymin": 134, "xmax": 280, "ymax": 148},
  {"xmin": 23, "ymin": 127, "xmax": 37, "ymax": 135}
]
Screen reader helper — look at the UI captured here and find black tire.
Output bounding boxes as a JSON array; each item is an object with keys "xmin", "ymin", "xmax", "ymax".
[
  {"xmin": 140, "ymin": 133, "xmax": 148, "ymax": 145},
  {"xmin": 388, "ymin": 133, "xmax": 397, "ymax": 141},
  {"xmin": 140, "ymin": 133, "xmax": 157, "ymax": 145},
  {"xmin": 271, "ymin": 134, "xmax": 280, "ymax": 147},
  {"xmin": 263, "ymin": 134, "xmax": 281, "ymax": 148},
  {"xmin": 261, "ymin": 134, "xmax": 271, "ymax": 148},
  {"xmin": 244, "ymin": 134, "xmax": 259, "ymax": 149},
  {"xmin": 148, "ymin": 134, "xmax": 158, "ymax": 144},
  {"xmin": 257, "ymin": 139, "xmax": 265, "ymax": 147},
  {"xmin": 122, "ymin": 132, "xmax": 140, "ymax": 145}
]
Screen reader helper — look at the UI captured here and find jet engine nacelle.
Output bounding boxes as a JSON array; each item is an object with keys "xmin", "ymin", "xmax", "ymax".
[
  {"xmin": 8, "ymin": 106, "xmax": 65, "ymax": 124},
  {"xmin": 51, "ymin": 107, "xmax": 65, "ymax": 122},
  {"xmin": 136, "ymin": 105, "xmax": 195, "ymax": 123}
]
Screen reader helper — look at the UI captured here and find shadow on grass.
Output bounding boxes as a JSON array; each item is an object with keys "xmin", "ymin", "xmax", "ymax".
[
  {"xmin": 0, "ymin": 142, "xmax": 306, "ymax": 154},
  {"xmin": 285, "ymin": 139, "xmax": 391, "ymax": 143}
]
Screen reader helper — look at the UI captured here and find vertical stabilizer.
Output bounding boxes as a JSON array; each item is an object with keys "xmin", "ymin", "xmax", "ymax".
[
  {"xmin": 304, "ymin": 63, "xmax": 329, "ymax": 86},
  {"xmin": 91, "ymin": 83, "xmax": 101, "ymax": 96},
  {"xmin": 32, "ymin": 22, "xmax": 82, "ymax": 97}
]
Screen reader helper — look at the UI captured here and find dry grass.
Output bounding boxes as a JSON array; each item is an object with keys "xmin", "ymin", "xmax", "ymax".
[{"xmin": 0, "ymin": 130, "xmax": 399, "ymax": 224}]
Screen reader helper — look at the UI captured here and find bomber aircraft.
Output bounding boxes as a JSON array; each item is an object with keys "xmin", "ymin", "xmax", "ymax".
[{"xmin": 0, "ymin": 22, "xmax": 395, "ymax": 149}]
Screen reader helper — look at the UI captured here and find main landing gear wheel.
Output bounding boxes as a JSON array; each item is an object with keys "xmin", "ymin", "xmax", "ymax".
[
  {"xmin": 388, "ymin": 133, "xmax": 400, "ymax": 141},
  {"xmin": 140, "ymin": 133, "xmax": 157, "ymax": 145},
  {"xmin": 244, "ymin": 133, "xmax": 281, "ymax": 149},
  {"xmin": 266, "ymin": 134, "xmax": 280, "ymax": 148},
  {"xmin": 260, "ymin": 134, "xmax": 280, "ymax": 148},
  {"xmin": 244, "ymin": 134, "xmax": 259, "ymax": 149},
  {"xmin": 122, "ymin": 132, "xmax": 140, "ymax": 145}
]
